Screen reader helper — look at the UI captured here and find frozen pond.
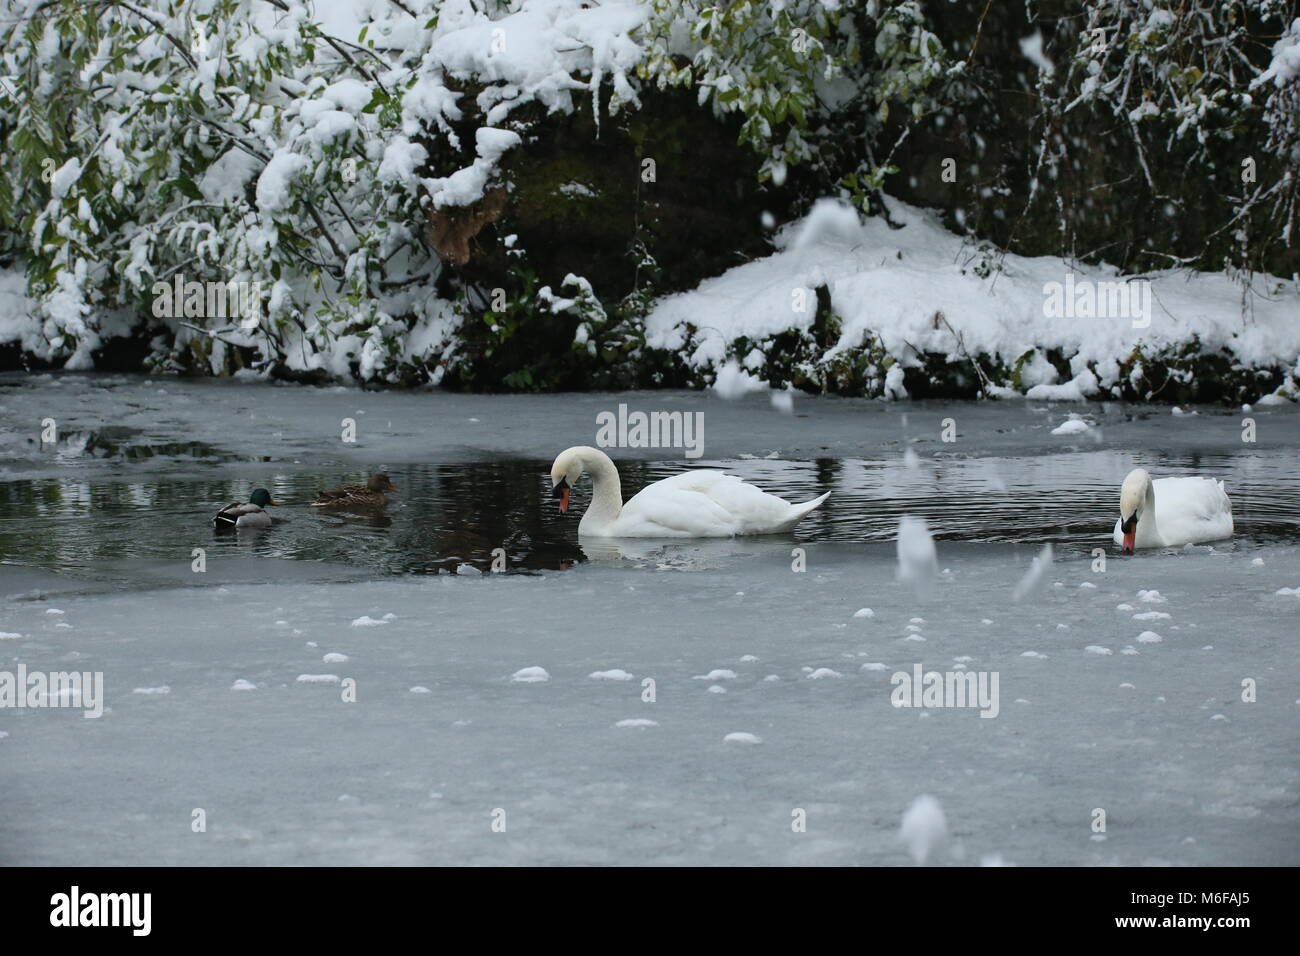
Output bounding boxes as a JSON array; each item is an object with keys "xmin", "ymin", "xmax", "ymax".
[{"xmin": 1, "ymin": 373, "xmax": 1297, "ymax": 864}]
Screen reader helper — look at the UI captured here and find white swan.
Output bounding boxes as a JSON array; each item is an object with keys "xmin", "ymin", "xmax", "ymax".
[
  {"xmin": 549, "ymin": 445, "xmax": 830, "ymax": 537},
  {"xmin": 1113, "ymin": 468, "xmax": 1233, "ymax": 553}
]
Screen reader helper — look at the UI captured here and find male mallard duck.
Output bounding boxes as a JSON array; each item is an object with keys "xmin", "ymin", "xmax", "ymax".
[
  {"xmin": 311, "ymin": 473, "xmax": 399, "ymax": 509},
  {"xmin": 213, "ymin": 488, "xmax": 278, "ymax": 530}
]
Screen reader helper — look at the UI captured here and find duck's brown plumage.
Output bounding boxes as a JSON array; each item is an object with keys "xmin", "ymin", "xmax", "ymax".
[{"xmin": 311, "ymin": 473, "xmax": 399, "ymax": 509}]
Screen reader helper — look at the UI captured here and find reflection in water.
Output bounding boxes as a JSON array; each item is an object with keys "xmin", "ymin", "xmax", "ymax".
[
  {"xmin": 313, "ymin": 511, "xmax": 394, "ymax": 530},
  {"xmin": 0, "ymin": 452, "xmax": 1296, "ymax": 582},
  {"xmin": 579, "ymin": 535, "xmax": 803, "ymax": 570}
]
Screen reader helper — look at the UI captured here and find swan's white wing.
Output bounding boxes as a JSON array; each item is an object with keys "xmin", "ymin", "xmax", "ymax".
[
  {"xmin": 1151, "ymin": 477, "xmax": 1233, "ymax": 546},
  {"xmin": 609, "ymin": 471, "xmax": 826, "ymax": 537},
  {"xmin": 690, "ymin": 472, "xmax": 826, "ymax": 534}
]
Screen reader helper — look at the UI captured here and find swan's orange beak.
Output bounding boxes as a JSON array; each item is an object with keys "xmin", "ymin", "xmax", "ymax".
[
  {"xmin": 1120, "ymin": 515, "xmax": 1137, "ymax": 554},
  {"xmin": 551, "ymin": 477, "xmax": 570, "ymax": 514}
]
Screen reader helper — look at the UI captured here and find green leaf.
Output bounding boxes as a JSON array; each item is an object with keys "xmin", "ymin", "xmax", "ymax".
[{"xmin": 170, "ymin": 177, "xmax": 204, "ymax": 201}]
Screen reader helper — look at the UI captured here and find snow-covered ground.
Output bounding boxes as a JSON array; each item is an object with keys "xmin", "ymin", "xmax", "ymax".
[
  {"xmin": 648, "ymin": 198, "xmax": 1300, "ymax": 402},
  {"xmin": 1, "ymin": 375, "xmax": 1297, "ymax": 865}
]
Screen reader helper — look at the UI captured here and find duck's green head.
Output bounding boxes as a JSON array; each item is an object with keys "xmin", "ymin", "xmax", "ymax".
[{"xmin": 249, "ymin": 488, "xmax": 278, "ymax": 508}]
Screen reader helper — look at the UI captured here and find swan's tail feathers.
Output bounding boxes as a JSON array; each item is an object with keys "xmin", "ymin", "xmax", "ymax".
[{"xmin": 780, "ymin": 490, "xmax": 831, "ymax": 530}]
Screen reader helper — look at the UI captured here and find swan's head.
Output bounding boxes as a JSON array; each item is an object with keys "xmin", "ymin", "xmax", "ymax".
[
  {"xmin": 549, "ymin": 447, "xmax": 585, "ymax": 514},
  {"xmin": 1118, "ymin": 468, "xmax": 1151, "ymax": 554}
]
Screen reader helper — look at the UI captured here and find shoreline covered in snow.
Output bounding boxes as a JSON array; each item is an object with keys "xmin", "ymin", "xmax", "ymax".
[
  {"xmin": 5, "ymin": 194, "xmax": 1297, "ymax": 404},
  {"xmin": 643, "ymin": 198, "xmax": 1300, "ymax": 406},
  {"xmin": 2, "ymin": 1, "xmax": 1298, "ymax": 404}
]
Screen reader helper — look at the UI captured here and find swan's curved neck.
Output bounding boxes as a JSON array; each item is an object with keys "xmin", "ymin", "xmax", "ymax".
[{"xmin": 577, "ymin": 446, "xmax": 623, "ymax": 526}]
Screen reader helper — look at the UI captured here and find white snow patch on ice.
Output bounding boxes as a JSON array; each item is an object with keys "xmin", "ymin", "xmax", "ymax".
[
  {"xmin": 1050, "ymin": 417, "xmax": 1091, "ymax": 435},
  {"xmin": 899, "ymin": 794, "xmax": 948, "ymax": 864},
  {"xmin": 712, "ymin": 360, "xmax": 768, "ymax": 399},
  {"xmin": 806, "ymin": 668, "xmax": 842, "ymax": 679},
  {"xmin": 511, "ymin": 666, "xmax": 550, "ymax": 683}
]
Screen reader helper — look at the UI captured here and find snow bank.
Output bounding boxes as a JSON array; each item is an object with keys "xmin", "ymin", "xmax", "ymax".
[
  {"xmin": 0, "ymin": 271, "xmax": 38, "ymax": 350},
  {"xmin": 645, "ymin": 197, "xmax": 1300, "ymax": 401}
]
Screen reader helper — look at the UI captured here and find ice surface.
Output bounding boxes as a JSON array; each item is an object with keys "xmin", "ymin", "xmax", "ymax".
[
  {"xmin": 0, "ymin": 376, "xmax": 1297, "ymax": 865},
  {"xmin": 4, "ymin": 534, "xmax": 1297, "ymax": 864},
  {"xmin": 4, "ymin": 373, "xmax": 1298, "ymax": 476}
]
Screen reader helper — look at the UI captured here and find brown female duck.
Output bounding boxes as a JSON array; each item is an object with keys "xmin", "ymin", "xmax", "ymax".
[{"xmin": 311, "ymin": 473, "xmax": 399, "ymax": 509}]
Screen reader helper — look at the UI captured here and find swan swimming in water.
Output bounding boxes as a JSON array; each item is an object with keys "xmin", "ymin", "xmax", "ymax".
[
  {"xmin": 1114, "ymin": 467, "xmax": 1233, "ymax": 553},
  {"xmin": 549, "ymin": 445, "xmax": 830, "ymax": 537}
]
